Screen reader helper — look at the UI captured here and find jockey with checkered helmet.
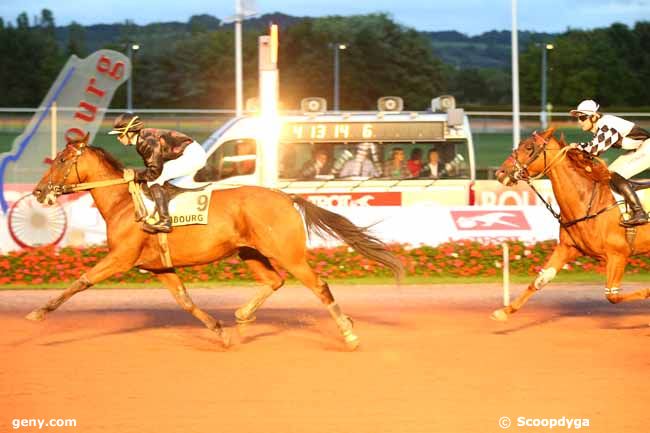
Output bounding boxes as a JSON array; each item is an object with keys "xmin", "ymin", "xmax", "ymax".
[
  {"xmin": 109, "ymin": 113, "xmax": 207, "ymax": 233},
  {"xmin": 569, "ymin": 100, "xmax": 650, "ymax": 226}
]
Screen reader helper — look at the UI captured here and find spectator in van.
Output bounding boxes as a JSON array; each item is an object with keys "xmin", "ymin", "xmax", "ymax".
[
  {"xmin": 299, "ymin": 149, "xmax": 331, "ymax": 178},
  {"xmin": 419, "ymin": 148, "xmax": 447, "ymax": 179},
  {"xmin": 407, "ymin": 148, "xmax": 423, "ymax": 177},
  {"xmin": 279, "ymin": 146, "xmax": 298, "ymax": 178},
  {"xmin": 338, "ymin": 143, "xmax": 382, "ymax": 178},
  {"xmin": 383, "ymin": 147, "xmax": 412, "ymax": 178}
]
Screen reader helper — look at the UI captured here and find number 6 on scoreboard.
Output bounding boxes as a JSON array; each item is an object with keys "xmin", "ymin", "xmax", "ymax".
[{"xmin": 362, "ymin": 123, "xmax": 373, "ymax": 139}]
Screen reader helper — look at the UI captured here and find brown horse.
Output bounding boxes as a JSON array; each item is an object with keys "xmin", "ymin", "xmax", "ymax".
[
  {"xmin": 28, "ymin": 135, "xmax": 404, "ymax": 349},
  {"xmin": 492, "ymin": 128, "xmax": 650, "ymax": 320}
]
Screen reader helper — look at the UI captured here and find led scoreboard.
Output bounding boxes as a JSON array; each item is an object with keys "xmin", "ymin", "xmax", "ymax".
[{"xmin": 279, "ymin": 121, "xmax": 446, "ymax": 143}]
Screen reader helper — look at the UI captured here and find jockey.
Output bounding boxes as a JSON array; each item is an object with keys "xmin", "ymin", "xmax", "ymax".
[
  {"xmin": 109, "ymin": 113, "xmax": 208, "ymax": 233},
  {"xmin": 569, "ymin": 100, "xmax": 650, "ymax": 226}
]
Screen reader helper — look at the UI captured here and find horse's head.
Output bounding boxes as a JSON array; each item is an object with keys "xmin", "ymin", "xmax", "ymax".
[
  {"xmin": 495, "ymin": 127, "xmax": 564, "ymax": 186},
  {"xmin": 33, "ymin": 133, "xmax": 92, "ymax": 205}
]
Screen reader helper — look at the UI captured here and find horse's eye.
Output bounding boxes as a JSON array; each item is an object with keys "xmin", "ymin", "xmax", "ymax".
[{"xmin": 59, "ymin": 157, "xmax": 66, "ymax": 163}]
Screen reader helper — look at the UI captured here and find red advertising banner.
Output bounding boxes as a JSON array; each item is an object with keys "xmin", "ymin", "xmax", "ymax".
[{"xmin": 300, "ymin": 192, "xmax": 402, "ymax": 207}]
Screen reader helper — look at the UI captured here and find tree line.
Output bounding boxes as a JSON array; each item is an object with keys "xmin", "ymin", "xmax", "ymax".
[{"xmin": 0, "ymin": 10, "xmax": 648, "ymax": 111}]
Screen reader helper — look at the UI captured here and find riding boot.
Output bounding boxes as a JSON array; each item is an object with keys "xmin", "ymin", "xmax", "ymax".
[
  {"xmin": 143, "ymin": 184, "xmax": 172, "ymax": 233},
  {"xmin": 610, "ymin": 172, "xmax": 648, "ymax": 226}
]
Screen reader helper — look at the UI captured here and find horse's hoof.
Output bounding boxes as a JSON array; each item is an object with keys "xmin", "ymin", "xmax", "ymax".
[
  {"xmin": 491, "ymin": 309, "xmax": 509, "ymax": 322},
  {"xmin": 343, "ymin": 333, "xmax": 360, "ymax": 351},
  {"xmin": 25, "ymin": 310, "xmax": 45, "ymax": 321},
  {"xmin": 235, "ymin": 314, "xmax": 256, "ymax": 325},
  {"xmin": 218, "ymin": 328, "xmax": 231, "ymax": 348},
  {"xmin": 235, "ymin": 309, "xmax": 257, "ymax": 324}
]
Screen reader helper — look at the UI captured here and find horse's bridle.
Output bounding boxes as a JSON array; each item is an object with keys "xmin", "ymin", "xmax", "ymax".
[
  {"xmin": 509, "ymin": 132, "xmax": 566, "ymax": 182},
  {"xmin": 46, "ymin": 144, "xmax": 85, "ymax": 197},
  {"xmin": 509, "ymin": 132, "xmax": 620, "ymax": 229},
  {"xmin": 42, "ymin": 144, "xmax": 132, "ymax": 198}
]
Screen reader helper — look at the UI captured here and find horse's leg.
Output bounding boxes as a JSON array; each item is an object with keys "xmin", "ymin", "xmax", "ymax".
[
  {"xmin": 491, "ymin": 243, "xmax": 579, "ymax": 321},
  {"xmin": 156, "ymin": 271, "xmax": 230, "ymax": 347},
  {"xmin": 235, "ymin": 248, "xmax": 284, "ymax": 324},
  {"xmin": 604, "ymin": 253, "xmax": 650, "ymax": 304},
  {"xmin": 26, "ymin": 250, "xmax": 137, "ymax": 321},
  {"xmin": 281, "ymin": 258, "xmax": 359, "ymax": 350}
]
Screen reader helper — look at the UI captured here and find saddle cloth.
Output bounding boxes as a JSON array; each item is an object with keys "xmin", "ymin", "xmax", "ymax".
[{"xmin": 140, "ymin": 188, "xmax": 211, "ymax": 227}]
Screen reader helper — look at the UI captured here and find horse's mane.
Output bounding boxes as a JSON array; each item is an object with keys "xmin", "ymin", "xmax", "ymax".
[
  {"xmin": 556, "ymin": 134, "xmax": 610, "ymax": 184},
  {"xmin": 89, "ymin": 146, "xmax": 125, "ymax": 172}
]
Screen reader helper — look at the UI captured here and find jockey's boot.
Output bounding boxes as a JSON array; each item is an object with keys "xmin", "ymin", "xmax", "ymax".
[
  {"xmin": 610, "ymin": 172, "xmax": 648, "ymax": 226},
  {"xmin": 143, "ymin": 184, "xmax": 172, "ymax": 233}
]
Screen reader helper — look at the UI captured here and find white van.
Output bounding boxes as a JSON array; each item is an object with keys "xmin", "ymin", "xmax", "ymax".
[{"xmin": 196, "ymin": 96, "xmax": 476, "ymax": 207}]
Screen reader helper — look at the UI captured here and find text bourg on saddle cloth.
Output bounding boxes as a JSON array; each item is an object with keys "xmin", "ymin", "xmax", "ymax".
[
  {"xmin": 109, "ymin": 113, "xmax": 211, "ymax": 235},
  {"xmin": 569, "ymin": 99, "xmax": 650, "ymax": 227}
]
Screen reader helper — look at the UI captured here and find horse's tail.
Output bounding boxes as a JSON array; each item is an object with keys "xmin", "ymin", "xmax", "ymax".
[{"xmin": 290, "ymin": 195, "xmax": 405, "ymax": 282}]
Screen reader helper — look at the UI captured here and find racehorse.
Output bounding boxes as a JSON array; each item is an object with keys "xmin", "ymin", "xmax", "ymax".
[
  {"xmin": 492, "ymin": 128, "xmax": 649, "ymax": 321},
  {"xmin": 28, "ymin": 135, "xmax": 404, "ymax": 349}
]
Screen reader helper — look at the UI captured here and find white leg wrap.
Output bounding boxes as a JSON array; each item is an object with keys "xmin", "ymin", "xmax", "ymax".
[
  {"xmin": 534, "ymin": 267, "xmax": 557, "ymax": 290},
  {"xmin": 237, "ymin": 286, "xmax": 274, "ymax": 319},
  {"xmin": 605, "ymin": 287, "xmax": 621, "ymax": 295},
  {"xmin": 327, "ymin": 302, "xmax": 352, "ymax": 332}
]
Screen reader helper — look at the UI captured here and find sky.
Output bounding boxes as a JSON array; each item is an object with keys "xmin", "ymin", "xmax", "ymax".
[{"xmin": 1, "ymin": 0, "xmax": 648, "ymax": 35}]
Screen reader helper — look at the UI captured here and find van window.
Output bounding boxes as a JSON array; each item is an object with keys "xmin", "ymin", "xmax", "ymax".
[
  {"xmin": 278, "ymin": 140, "xmax": 470, "ymax": 180},
  {"xmin": 195, "ymin": 139, "xmax": 257, "ymax": 182}
]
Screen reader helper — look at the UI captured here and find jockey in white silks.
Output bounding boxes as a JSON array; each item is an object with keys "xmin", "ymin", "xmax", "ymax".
[{"xmin": 569, "ymin": 100, "xmax": 650, "ymax": 226}]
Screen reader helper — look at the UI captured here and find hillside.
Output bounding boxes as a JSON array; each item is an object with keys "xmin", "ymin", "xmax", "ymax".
[{"xmin": 49, "ymin": 12, "xmax": 555, "ymax": 69}]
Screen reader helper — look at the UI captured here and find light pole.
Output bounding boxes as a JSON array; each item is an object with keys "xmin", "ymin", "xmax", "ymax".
[
  {"xmin": 127, "ymin": 43, "xmax": 140, "ymax": 112},
  {"xmin": 332, "ymin": 43, "xmax": 347, "ymax": 111},
  {"xmin": 540, "ymin": 43, "xmax": 554, "ymax": 129},
  {"xmin": 233, "ymin": 0, "xmax": 258, "ymax": 116},
  {"xmin": 511, "ymin": 0, "xmax": 520, "ymax": 149}
]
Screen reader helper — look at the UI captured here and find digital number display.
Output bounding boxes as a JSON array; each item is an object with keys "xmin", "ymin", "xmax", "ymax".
[{"xmin": 279, "ymin": 122, "xmax": 445, "ymax": 143}]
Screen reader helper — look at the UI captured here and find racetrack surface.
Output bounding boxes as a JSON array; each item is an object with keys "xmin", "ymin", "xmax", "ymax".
[{"xmin": 1, "ymin": 283, "xmax": 648, "ymax": 433}]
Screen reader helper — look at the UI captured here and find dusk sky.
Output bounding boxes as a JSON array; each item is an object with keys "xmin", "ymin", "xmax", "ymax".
[{"xmin": 1, "ymin": 0, "xmax": 648, "ymax": 35}]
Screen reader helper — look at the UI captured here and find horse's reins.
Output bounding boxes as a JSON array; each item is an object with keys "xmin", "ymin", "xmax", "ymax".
[
  {"xmin": 46, "ymin": 144, "xmax": 130, "ymax": 196},
  {"xmin": 512, "ymin": 133, "xmax": 620, "ymax": 229}
]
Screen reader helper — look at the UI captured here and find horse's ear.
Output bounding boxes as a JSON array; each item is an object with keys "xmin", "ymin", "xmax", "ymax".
[
  {"xmin": 80, "ymin": 132, "xmax": 90, "ymax": 147},
  {"xmin": 542, "ymin": 126, "xmax": 556, "ymax": 139},
  {"xmin": 559, "ymin": 132, "xmax": 567, "ymax": 147}
]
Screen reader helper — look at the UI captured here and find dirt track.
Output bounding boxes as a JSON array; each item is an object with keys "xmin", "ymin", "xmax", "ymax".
[{"xmin": 1, "ymin": 283, "xmax": 649, "ymax": 433}]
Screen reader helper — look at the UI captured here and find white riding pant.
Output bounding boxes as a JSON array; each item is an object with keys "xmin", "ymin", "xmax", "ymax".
[
  {"xmin": 608, "ymin": 138, "xmax": 650, "ymax": 179},
  {"xmin": 148, "ymin": 141, "xmax": 207, "ymax": 187}
]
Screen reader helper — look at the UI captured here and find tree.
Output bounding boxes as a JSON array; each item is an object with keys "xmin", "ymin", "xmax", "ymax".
[
  {"xmin": 16, "ymin": 13, "xmax": 29, "ymax": 29},
  {"xmin": 66, "ymin": 22, "xmax": 86, "ymax": 57},
  {"xmin": 280, "ymin": 14, "xmax": 446, "ymax": 110}
]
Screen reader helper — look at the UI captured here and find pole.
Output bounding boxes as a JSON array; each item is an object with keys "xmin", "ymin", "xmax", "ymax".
[
  {"xmin": 50, "ymin": 102, "xmax": 57, "ymax": 159},
  {"xmin": 235, "ymin": 16, "xmax": 244, "ymax": 116},
  {"xmin": 540, "ymin": 47, "xmax": 547, "ymax": 129},
  {"xmin": 502, "ymin": 242, "xmax": 510, "ymax": 306},
  {"xmin": 127, "ymin": 44, "xmax": 133, "ymax": 112},
  {"xmin": 333, "ymin": 45, "xmax": 340, "ymax": 111},
  {"xmin": 511, "ymin": 0, "xmax": 520, "ymax": 149}
]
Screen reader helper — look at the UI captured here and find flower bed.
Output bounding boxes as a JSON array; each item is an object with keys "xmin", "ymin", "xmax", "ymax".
[{"xmin": 1, "ymin": 241, "xmax": 649, "ymax": 285}]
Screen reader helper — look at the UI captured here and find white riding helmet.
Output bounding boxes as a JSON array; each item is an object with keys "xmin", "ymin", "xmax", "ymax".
[{"xmin": 570, "ymin": 100, "xmax": 600, "ymax": 117}]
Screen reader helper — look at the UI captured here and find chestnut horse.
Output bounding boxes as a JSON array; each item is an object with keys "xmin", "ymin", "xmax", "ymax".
[
  {"xmin": 28, "ymin": 136, "xmax": 404, "ymax": 349},
  {"xmin": 492, "ymin": 128, "xmax": 649, "ymax": 321}
]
